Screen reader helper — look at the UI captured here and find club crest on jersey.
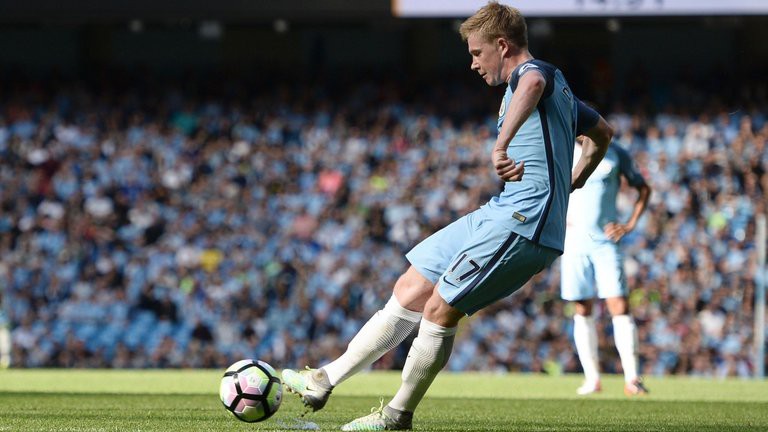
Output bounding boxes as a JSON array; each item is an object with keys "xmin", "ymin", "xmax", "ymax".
[{"xmin": 499, "ymin": 99, "xmax": 507, "ymax": 117}]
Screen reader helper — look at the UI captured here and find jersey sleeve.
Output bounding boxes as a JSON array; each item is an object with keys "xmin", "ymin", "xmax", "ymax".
[
  {"xmin": 614, "ymin": 145, "xmax": 647, "ymax": 187},
  {"xmin": 575, "ymin": 98, "xmax": 599, "ymax": 135},
  {"xmin": 511, "ymin": 60, "xmax": 555, "ymax": 98}
]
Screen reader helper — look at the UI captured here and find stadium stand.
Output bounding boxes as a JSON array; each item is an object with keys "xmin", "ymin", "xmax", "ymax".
[{"xmin": 1, "ymin": 70, "xmax": 765, "ymax": 376}]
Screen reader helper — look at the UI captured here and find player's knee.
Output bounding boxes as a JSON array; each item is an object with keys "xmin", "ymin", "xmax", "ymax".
[
  {"xmin": 423, "ymin": 297, "xmax": 462, "ymax": 327},
  {"xmin": 393, "ymin": 270, "xmax": 434, "ymax": 311},
  {"xmin": 422, "ymin": 300, "xmax": 442, "ymax": 322},
  {"xmin": 574, "ymin": 300, "xmax": 593, "ymax": 316},
  {"xmin": 605, "ymin": 296, "xmax": 628, "ymax": 315}
]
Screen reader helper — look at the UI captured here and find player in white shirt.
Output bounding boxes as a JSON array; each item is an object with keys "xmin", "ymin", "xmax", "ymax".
[{"xmin": 562, "ymin": 137, "xmax": 651, "ymax": 396}]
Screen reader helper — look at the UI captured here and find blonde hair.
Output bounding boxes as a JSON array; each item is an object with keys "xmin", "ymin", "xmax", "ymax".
[{"xmin": 459, "ymin": 1, "xmax": 528, "ymax": 48}]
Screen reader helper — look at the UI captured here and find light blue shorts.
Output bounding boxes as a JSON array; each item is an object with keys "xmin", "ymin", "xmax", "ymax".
[
  {"xmin": 560, "ymin": 240, "xmax": 627, "ymax": 301},
  {"xmin": 405, "ymin": 208, "xmax": 560, "ymax": 315}
]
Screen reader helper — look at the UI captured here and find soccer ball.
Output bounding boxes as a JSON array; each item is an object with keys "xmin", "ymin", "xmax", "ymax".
[{"xmin": 219, "ymin": 359, "xmax": 283, "ymax": 422}]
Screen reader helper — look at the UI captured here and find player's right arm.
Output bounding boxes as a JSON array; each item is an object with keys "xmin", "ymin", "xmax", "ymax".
[
  {"xmin": 492, "ymin": 70, "xmax": 546, "ymax": 182},
  {"xmin": 571, "ymin": 100, "xmax": 613, "ymax": 191}
]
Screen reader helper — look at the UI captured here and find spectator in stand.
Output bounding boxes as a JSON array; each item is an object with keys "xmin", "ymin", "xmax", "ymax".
[{"xmin": 0, "ymin": 73, "xmax": 765, "ymax": 378}]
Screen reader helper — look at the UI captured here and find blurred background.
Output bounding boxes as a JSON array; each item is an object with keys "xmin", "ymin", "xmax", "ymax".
[{"xmin": 0, "ymin": 0, "xmax": 766, "ymax": 378}]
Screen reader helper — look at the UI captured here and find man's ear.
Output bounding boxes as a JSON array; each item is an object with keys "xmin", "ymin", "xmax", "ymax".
[{"xmin": 497, "ymin": 37, "xmax": 510, "ymax": 56}]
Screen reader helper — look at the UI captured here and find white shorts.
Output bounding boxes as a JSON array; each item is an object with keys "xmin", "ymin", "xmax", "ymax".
[{"xmin": 560, "ymin": 240, "xmax": 627, "ymax": 301}]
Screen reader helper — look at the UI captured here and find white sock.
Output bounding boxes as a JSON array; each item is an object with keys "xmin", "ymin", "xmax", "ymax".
[
  {"xmin": 322, "ymin": 296, "xmax": 422, "ymax": 386},
  {"xmin": 612, "ymin": 314, "xmax": 639, "ymax": 383},
  {"xmin": 388, "ymin": 319, "xmax": 456, "ymax": 413},
  {"xmin": 0, "ymin": 326, "xmax": 9, "ymax": 368},
  {"xmin": 573, "ymin": 314, "xmax": 600, "ymax": 384}
]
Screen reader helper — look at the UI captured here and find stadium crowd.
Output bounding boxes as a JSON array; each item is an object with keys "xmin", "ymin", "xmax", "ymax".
[{"xmin": 1, "ymin": 72, "xmax": 766, "ymax": 378}]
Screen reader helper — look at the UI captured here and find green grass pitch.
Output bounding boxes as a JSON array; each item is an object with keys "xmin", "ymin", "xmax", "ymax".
[{"xmin": 1, "ymin": 369, "xmax": 767, "ymax": 431}]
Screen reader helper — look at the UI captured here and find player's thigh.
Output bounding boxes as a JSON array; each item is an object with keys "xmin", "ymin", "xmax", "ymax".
[
  {"xmin": 405, "ymin": 210, "xmax": 480, "ymax": 284},
  {"xmin": 437, "ymin": 223, "xmax": 559, "ymax": 315},
  {"xmin": 592, "ymin": 242, "xmax": 628, "ymax": 299},
  {"xmin": 559, "ymin": 248, "xmax": 596, "ymax": 301}
]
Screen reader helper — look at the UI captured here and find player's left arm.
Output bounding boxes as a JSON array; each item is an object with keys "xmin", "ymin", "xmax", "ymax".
[
  {"xmin": 572, "ymin": 100, "xmax": 611, "ymax": 190},
  {"xmin": 604, "ymin": 147, "xmax": 652, "ymax": 242},
  {"xmin": 492, "ymin": 70, "xmax": 546, "ymax": 182}
]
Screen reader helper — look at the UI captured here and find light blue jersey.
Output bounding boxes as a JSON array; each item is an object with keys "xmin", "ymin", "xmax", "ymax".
[
  {"xmin": 482, "ymin": 60, "xmax": 580, "ymax": 253},
  {"xmin": 566, "ymin": 143, "xmax": 646, "ymax": 247},
  {"xmin": 560, "ymin": 142, "xmax": 647, "ymax": 301},
  {"xmin": 406, "ymin": 58, "xmax": 600, "ymax": 315}
]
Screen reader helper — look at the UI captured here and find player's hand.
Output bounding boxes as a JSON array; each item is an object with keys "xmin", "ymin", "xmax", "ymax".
[
  {"xmin": 604, "ymin": 222, "xmax": 630, "ymax": 242},
  {"xmin": 493, "ymin": 148, "xmax": 524, "ymax": 182}
]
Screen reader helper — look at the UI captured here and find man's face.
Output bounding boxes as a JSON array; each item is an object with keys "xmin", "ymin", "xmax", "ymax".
[{"xmin": 467, "ymin": 33, "xmax": 504, "ymax": 86}]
